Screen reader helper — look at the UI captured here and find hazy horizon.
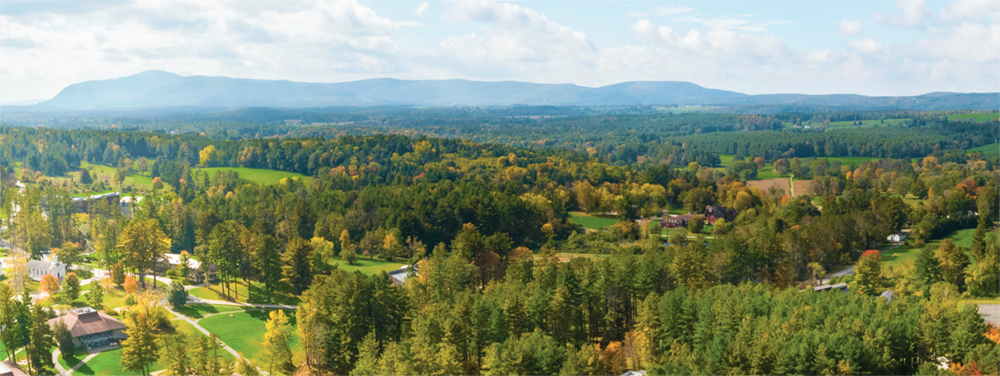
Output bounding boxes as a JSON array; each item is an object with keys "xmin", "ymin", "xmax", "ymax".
[{"xmin": 2, "ymin": 0, "xmax": 998, "ymax": 103}]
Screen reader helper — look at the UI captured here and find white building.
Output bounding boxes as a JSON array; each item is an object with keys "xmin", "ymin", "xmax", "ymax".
[
  {"xmin": 887, "ymin": 233, "xmax": 906, "ymax": 242},
  {"xmin": 27, "ymin": 255, "xmax": 67, "ymax": 282}
]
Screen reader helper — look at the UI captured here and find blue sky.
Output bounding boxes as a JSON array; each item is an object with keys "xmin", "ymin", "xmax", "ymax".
[{"xmin": 1, "ymin": 0, "xmax": 997, "ymax": 103}]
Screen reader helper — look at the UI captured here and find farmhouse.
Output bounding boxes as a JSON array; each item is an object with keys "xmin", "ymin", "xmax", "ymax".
[
  {"xmin": 704, "ymin": 205, "xmax": 737, "ymax": 224},
  {"xmin": 156, "ymin": 253, "xmax": 217, "ymax": 281},
  {"xmin": 660, "ymin": 214, "xmax": 692, "ymax": 229},
  {"xmin": 48, "ymin": 307, "xmax": 127, "ymax": 352},
  {"xmin": 27, "ymin": 255, "xmax": 66, "ymax": 282}
]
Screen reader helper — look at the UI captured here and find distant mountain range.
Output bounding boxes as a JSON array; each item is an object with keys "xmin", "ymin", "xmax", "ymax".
[{"xmin": 8, "ymin": 70, "xmax": 999, "ymax": 111}]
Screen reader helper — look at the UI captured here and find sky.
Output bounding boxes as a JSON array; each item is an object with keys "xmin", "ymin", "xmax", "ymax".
[{"xmin": 1, "ymin": 0, "xmax": 998, "ymax": 103}]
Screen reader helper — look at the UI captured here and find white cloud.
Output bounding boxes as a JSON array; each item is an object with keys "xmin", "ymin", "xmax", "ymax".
[
  {"xmin": 838, "ymin": 20, "xmax": 863, "ymax": 36},
  {"xmin": 626, "ymin": 11, "xmax": 649, "ymax": 17},
  {"xmin": 631, "ymin": 19, "xmax": 789, "ymax": 62},
  {"xmin": 848, "ymin": 37, "xmax": 883, "ymax": 53},
  {"xmin": 940, "ymin": 0, "xmax": 1000, "ymax": 22},
  {"xmin": 656, "ymin": 5, "xmax": 693, "ymax": 16},
  {"xmin": 414, "ymin": 2, "xmax": 430, "ymax": 16},
  {"xmin": 875, "ymin": 0, "xmax": 931, "ymax": 28},
  {"xmin": 670, "ymin": 15, "xmax": 790, "ymax": 32}
]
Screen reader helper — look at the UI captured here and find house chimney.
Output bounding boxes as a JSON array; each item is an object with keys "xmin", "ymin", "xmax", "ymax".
[{"xmin": 53, "ymin": 254, "xmax": 59, "ymax": 264}]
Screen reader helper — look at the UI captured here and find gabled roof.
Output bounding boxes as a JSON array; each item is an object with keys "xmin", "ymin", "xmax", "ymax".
[
  {"xmin": 26, "ymin": 259, "xmax": 59, "ymax": 270},
  {"xmin": 48, "ymin": 307, "xmax": 125, "ymax": 337}
]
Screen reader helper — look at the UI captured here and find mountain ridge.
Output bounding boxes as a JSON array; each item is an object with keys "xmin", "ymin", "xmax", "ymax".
[{"xmin": 15, "ymin": 71, "xmax": 1000, "ymax": 111}]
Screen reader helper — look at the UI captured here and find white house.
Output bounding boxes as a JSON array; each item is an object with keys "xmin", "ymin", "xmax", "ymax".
[
  {"xmin": 887, "ymin": 233, "xmax": 906, "ymax": 242},
  {"xmin": 27, "ymin": 255, "xmax": 67, "ymax": 282}
]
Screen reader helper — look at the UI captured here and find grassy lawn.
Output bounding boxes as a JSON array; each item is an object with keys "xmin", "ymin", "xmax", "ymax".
[
  {"xmin": 968, "ymin": 143, "xmax": 999, "ymax": 155},
  {"xmin": 82, "ymin": 347, "xmax": 164, "ymax": 376},
  {"xmin": 189, "ymin": 280, "xmax": 300, "ymax": 306},
  {"xmin": 176, "ymin": 303, "xmax": 251, "ymax": 319},
  {"xmin": 77, "ymin": 161, "xmax": 161, "ymax": 190},
  {"xmin": 568, "ymin": 211, "xmax": 619, "ymax": 229},
  {"xmin": 883, "ymin": 228, "xmax": 978, "ymax": 270},
  {"xmin": 332, "ymin": 258, "xmax": 407, "ymax": 275},
  {"xmin": 199, "ymin": 310, "xmax": 303, "ymax": 370},
  {"xmin": 196, "ymin": 167, "xmax": 312, "ymax": 185},
  {"xmin": 57, "ymin": 347, "xmax": 90, "ymax": 372},
  {"xmin": 948, "ymin": 113, "xmax": 1000, "ymax": 122},
  {"xmin": 2, "ymin": 279, "xmax": 41, "ymax": 293}
]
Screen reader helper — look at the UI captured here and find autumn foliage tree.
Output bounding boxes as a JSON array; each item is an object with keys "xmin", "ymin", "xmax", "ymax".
[
  {"xmin": 41, "ymin": 273, "xmax": 60, "ymax": 296},
  {"xmin": 854, "ymin": 250, "xmax": 885, "ymax": 295}
]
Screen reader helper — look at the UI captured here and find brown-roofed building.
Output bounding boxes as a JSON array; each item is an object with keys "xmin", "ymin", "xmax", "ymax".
[
  {"xmin": 0, "ymin": 361, "xmax": 28, "ymax": 376},
  {"xmin": 660, "ymin": 214, "xmax": 693, "ymax": 229},
  {"xmin": 48, "ymin": 307, "xmax": 127, "ymax": 351}
]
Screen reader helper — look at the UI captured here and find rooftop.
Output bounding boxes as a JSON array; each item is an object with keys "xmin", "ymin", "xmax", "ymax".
[{"xmin": 48, "ymin": 306, "xmax": 125, "ymax": 337}]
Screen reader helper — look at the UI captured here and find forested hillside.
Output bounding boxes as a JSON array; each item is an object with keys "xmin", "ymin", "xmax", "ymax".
[{"xmin": 0, "ymin": 121, "xmax": 997, "ymax": 375}]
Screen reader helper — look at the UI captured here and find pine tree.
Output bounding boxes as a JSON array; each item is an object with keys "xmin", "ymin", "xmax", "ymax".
[
  {"xmin": 351, "ymin": 332, "xmax": 381, "ymax": 376},
  {"xmin": 26, "ymin": 304, "xmax": 55, "ymax": 374},
  {"xmin": 281, "ymin": 238, "xmax": 313, "ymax": 295},
  {"xmin": 61, "ymin": 272, "xmax": 81, "ymax": 303},
  {"xmin": 88, "ymin": 278, "xmax": 105, "ymax": 310},
  {"xmin": 190, "ymin": 333, "xmax": 231, "ymax": 376},
  {"xmin": 0, "ymin": 284, "xmax": 17, "ymax": 361},
  {"xmin": 159, "ymin": 334, "xmax": 189, "ymax": 376},
  {"xmin": 913, "ymin": 246, "xmax": 941, "ymax": 295},
  {"xmin": 167, "ymin": 280, "xmax": 187, "ymax": 308},
  {"xmin": 253, "ymin": 234, "xmax": 281, "ymax": 303},
  {"xmin": 54, "ymin": 320, "xmax": 75, "ymax": 361},
  {"xmin": 236, "ymin": 356, "xmax": 261, "ymax": 376}
]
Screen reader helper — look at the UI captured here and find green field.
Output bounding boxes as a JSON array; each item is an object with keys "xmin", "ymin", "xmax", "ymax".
[
  {"xmin": 199, "ymin": 310, "xmax": 303, "ymax": 372},
  {"xmin": 948, "ymin": 113, "xmax": 1000, "ymax": 122},
  {"xmin": 197, "ymin": 167, "xmax": 311, "ymax": 185},
  {"xmin": 883, "ymin": 228, "xmax": 977, "ymax": 269},
  {"xmin": 968, "ymin": 143, "xmax": 999, "ymax": 155},
  {"xmin": 568, "ymin": 211, "xmax": 619, "ymax": 229},
  {"xmin": 716, "ymin": 155, "xmax": 884, "ymax": 181},
  {"xmin": 331, "ymin": 258, "xmax": 408, "ymax": 275},
  {"xmin": 189, "ymin": 280, "xmax": 301, "ymax": 306},
  {"xmin": 78, "ymin": 161, "xmax": 161, "ymax": 190},
  {"xmin": 176, "ymin": 303, "xmax": 251, "ymax": 319}
]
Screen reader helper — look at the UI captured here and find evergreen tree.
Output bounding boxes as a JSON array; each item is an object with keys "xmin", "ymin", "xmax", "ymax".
[
  {"xmin": 351, "ymin": 332, "xmax": 380, "ymax": 376},
  {"xmin": 253, "ymin": 234, "xmax": 281, "ymax": 303},
  {"xmin": 281, "ymin": 238, "xmax": 313, "ymax": 295},
  {"xmin": 167, "ymin": 280, "xmax": 187, "ymax": 308},
  {"xmin": 54, "ymin": 320, "xmax": 75, "ymax": 361},
  {"xmin": 26, "ymin": 304, "xmax": 55, "ymax": 374},
  {"xmin": 159, "ymin": 334, "xmax": 189, "ymax": 376},
  {"xmin": 913, "ymin": 246, "xmax": 941, "ymax": 295},
  {"xmin": 61, "ymin": 272, "xmax": 81, "ymax": 303}
]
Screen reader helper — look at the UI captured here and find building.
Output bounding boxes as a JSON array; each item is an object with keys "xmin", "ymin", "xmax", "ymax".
[
  {"xmin": 120, "ymin": 195, "xmax": 143, "ymax": 216},
  {"xmin": 621, "ymin": 371, "xmax": 647, "ymax": 376},
  {"xmin": 27, "ymin": 255, "xmax": 66, "ymax": 282},
  {"xmin": 47, "ymin": 307, "xmax": 127, "ymax": 352},
  {"xmin": 0, "ymin": 361, "xmax": 28, "ymax": 376},
  {"xmin": 156, "ymin": 253, "xmax": 217, "ymax": 281},
  {"xmin": 887, "ymin": 233, "xmax": 906, "ymax": 242},
  {"xmin": 660, "ymin": 214, "xmax": 692, "ymax": 229},
  {"xmin": 387, "ymin": 265, "xmax": 417, "ymax": 286},
  {"xmin": 704, "ymin": 205, "xmax": 737, "ymax": 224},
  {"xmin": 813, "ymin": 282, "xmax": 849, "ymax": 293},
  {"xmin": 71, "ymin": 192, "xmax": 120, "ymax": 214}
]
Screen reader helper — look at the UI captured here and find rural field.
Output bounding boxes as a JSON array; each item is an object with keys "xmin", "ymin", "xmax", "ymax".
[
  {"xmin": 568, "ymin": 211, "xmax": 619, "ymax": 229},
  {"xmin": 196, "ymin": 167, "xmax": 312, "ymax": 185}
]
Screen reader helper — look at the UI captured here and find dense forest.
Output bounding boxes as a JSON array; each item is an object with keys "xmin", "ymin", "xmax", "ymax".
[{"xmin": 0, "ymin": 111, "xmax": 997, "ymax": 376}]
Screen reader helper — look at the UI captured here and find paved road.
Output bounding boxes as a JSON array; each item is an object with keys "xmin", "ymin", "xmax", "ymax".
[
  {"xmin": 186, "ymin": 295, "xmax": 298, "ymax": 309},
  {"xmin": 826, "ymin": 243, "xmax": 902, "ymax": 282},
  {"xmin": 973, "ymin": 304, "xmax": 1000, "ymax": 326}
]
